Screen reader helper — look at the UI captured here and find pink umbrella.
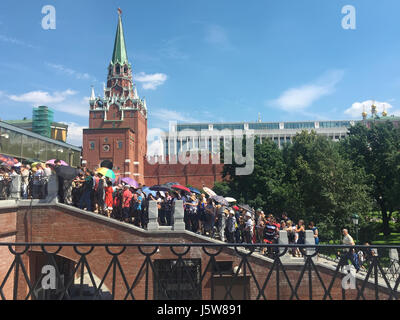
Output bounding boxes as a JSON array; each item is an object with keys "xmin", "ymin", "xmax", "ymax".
[
  {"xmin": 46, "ymin": 159, "xmax": 68, "ymax": 166},
  {"xmin": 121, "ymin": 177, "xmax": 139, "ymax": 188}
]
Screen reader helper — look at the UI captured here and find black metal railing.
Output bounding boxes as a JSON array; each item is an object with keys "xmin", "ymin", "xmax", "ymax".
[{"xmin": 0, "ymin": 243, "xmax": 399, "ymax": 300}]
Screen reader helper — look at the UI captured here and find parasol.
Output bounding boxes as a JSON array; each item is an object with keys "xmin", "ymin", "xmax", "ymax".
[
  {"xmin": 202, "ymin": 187, "xmax": 216, "ymax": 197},
  {"xmin": 150, "ymin": 185, "xmax": 172, "ymax": 192},
  {"xmin": 121, "ymin": 177, "xmax": 139, "ymax": 188},
  {"xmin": 211, "ymin": 195, "xmax": 229, "ymax": 206},
  {"xmin": 225, "ymin": 197, "xmax": 237, "ymax": 203},
  {"xmin": 237, "ymin": 204, "xmax": 255, "ymax": 214},
  {"xmin": 142, "ymin": 186, "xmax": 157, "ymax": 197},
  {"xmin": 189, "ymin": 187, "xmax": 201, "ymax": 195},
  {"xmin": 171, "ymin": 184, "xmax": 191, "ymax": 194},
  {"xmin": 55, "ymin": 166, "xmax": 80, "ymax": 180},
  {"xmin": 100, "ymin": 159, "xmax": 113, "ymax": 170},
  {"xmin": 96, "ymin": 167, "xmax": 116, "ymax": 179},
  {"xmin": 0, "ymin": 154, "xmax": 19, "ymax": 167},
  {"xmin": 46, "ymin": 159, "xmax": 68, "ymax": 166}
]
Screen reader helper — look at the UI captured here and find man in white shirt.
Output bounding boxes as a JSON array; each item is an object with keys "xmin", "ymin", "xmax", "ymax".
[
  {"xmin": 341, "ymin": 229, "xmax": 360, "ymax": 272},
  {"xmin": 244, "ymin": 212, "xmax": 254, "ymax": 244}
]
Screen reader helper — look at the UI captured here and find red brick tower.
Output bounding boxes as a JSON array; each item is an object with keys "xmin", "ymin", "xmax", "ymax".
[{"xmin": 82, "ymin": 10, "xmax": 148, "ymax": 183}]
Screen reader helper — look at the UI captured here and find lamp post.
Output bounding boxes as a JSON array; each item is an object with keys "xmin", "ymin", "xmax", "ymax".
[{"xmin": 352, "ymin": 213, "xmax": 359, "ymax": 243}]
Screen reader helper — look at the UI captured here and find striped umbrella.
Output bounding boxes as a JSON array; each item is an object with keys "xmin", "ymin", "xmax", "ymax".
[{"xmin": 96, "ymin": 167, "xmax": 116, "ymax": 179}]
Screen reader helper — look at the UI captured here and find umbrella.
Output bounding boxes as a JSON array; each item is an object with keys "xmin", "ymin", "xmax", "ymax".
[
  {"xmin": 55, "ymin": 166, "xmax": 80, "ymax": 180},
  {"xmin": 211, "ymin": 195, "xmax": 229, "ymax": 206},
  {"xmin": 0, "ymin": 154, "xmax": 19, "ymax": 167},
  {"xmin": 189, "ymin": 187, "xmax": 201, "ymax": 195},
  {"xmin": 100, "ymin": 159, "xmax": 113, "ymax": 170},
  {"xmin": 237, "ymin": 204, "xmax": 255, "ymax": 214},
  {"xmin": 232, "ymin": 205, "xmax": 240, "ymax": 211},
  {"xmin": 171, "ymin": 185, "xmax": 191, "ymax": 194},
  {"xmin": 164, "ymin": 182, "xmax": 180, "ymax": 187},
  {"xmin": 203, "ymin": 187, "xmax": 216, "ymax": 197},
  {"xmin": 225, "ymin": 197, "xmax": 237, "ymax": 203},
  {"xmin": 46, "ymin": 159, "xmax": 68, "ymax": 166},
  {"xmin": 96, "ymin": 167, "xmax": 116, "ymax": 179},
  {"xmin": 142, "ymin": 186, "xmax": 157, "ymax": 197},
  {"xmin": 121, "ymin": 177, "xmax": 139, "ymax": 188},
  {"xmin": 150, "ymin": 184, "xmax": 172, "ymax": 192},
  {"xmin": 31, "ymin": 162, "xmax": 45, "ymax": 168}
]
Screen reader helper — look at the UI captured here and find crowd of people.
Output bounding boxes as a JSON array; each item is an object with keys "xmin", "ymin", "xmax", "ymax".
[
  {"xmin": 0, "ymin": 160, "xmax": 378, "ymax": 270},
  {"xmin": 1, "ymin": 161, "xmax": 321, "ymax": 258}
]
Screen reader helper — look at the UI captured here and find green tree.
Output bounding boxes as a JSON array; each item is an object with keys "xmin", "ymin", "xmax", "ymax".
[
  {"xmin": 283, "ymin": 131, "xmax": 372, "ymax": 240},
  {"xmin": 221, "ymin": 137, "xmax": 287, "ymax": 214},
  {"xmin": 341, "ymin": 121, "xmax": 400, "ymax": 236}
]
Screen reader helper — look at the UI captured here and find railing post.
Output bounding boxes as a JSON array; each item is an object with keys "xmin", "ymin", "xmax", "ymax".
[
  {"xmin": 278, "ymin": 230, "xmax": 288, "ymax": 255},
  {"xmin": 389, "ymin": 248, "xmax": 399, "ymax": 261},
  {"xmin": 173, "ymin": 200, "xmax": 185, "ymax": 231},
  {"xmin": 147, "ymin": 200, "xmax": 159, "ymax": 231},
  {"xmin": 305, "ymin": 230, "xmax": 316, "ymax": 258},
  {"xmin": 278, "ymin": 230, "xmax": 292, "ymax": 263},
  {"xmin": 10, "ymin": 175, "xmax": 21, "ymax": 200},
  {"xmin": 45, "ymin": 174, "xmax": 58, "ymax": 203}
]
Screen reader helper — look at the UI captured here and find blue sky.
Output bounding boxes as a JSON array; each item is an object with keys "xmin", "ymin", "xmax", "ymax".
[{"xmin": 1, "ymin": 0, "xmax": 400, "ymax": 147}]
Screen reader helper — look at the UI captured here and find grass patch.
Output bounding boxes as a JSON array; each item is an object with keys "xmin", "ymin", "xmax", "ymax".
[{"xmin": 372, "ymin": 233, "xmax": 400, "ymax": 245}]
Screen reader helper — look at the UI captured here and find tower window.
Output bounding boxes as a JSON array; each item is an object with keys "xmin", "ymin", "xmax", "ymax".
[
  {"xmin": 89, "ymin": 141, "xmax": 95, "ymax": 150},
  {"xmin": 116, "ymin": 65, "xmax": 120, "ymax": 74},
  {"xmin": 117, "ymin": 141, "xmax": 123, "ymax": 149}
]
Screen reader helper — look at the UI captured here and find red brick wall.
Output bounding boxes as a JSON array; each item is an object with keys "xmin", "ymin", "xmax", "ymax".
[
  {"xmin": 0, "ymin": 204, "xmax": 392, "ymax": 300},
  {"xmin": 0, "ymin": 209, "xmax": 17, "ymax": 299},
  {"xmin": 144, "ymin": 154, "xmax": 225, "ymax": 188}
]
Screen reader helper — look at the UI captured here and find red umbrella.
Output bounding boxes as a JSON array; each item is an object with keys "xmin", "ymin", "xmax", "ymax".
[
  {"xmin": 0, "ymin": 154, "xmax": 19, "ymax": 167},
  {"xmin": 171, "ymin": 185, "xmax": 191, "ymax": 194}
]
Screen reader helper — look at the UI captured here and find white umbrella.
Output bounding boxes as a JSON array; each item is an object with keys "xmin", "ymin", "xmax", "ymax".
[
  {"xmin": 225, "ymin": 197, "xmax": 237, "ymax": 203},
  {"xmin": 203, "ymin": 187, "xmax": 216, "ymax": 197}
]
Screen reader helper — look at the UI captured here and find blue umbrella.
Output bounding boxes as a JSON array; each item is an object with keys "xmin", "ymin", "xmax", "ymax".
[
  {"xmin": 142, "ymin": 186, "xmax": 157, "ymax": 197},
  {"xmin": 189, "ymin": 187, "xmax": 201, "ymax": 194}
]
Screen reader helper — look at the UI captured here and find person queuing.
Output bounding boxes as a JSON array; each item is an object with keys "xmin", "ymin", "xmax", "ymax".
[{"xmin": 0, "ymin": 163, "xmax": 331, "ymax": 252}]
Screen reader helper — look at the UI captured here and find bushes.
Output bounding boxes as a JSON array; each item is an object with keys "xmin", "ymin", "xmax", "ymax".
[{"xmin": 358, "ymin": 221, "xmax": 381, "ymax": 243}]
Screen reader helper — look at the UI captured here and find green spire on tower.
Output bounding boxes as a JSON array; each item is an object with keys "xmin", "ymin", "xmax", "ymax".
[{"xmin": 111, "ymin": 9, "xmax": 129, "ymax": 66}]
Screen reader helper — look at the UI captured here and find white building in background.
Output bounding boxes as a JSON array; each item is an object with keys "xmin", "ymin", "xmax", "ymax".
[{"xmin": 157, "ymin": 120, "xmax": 355, "ymax": 157}]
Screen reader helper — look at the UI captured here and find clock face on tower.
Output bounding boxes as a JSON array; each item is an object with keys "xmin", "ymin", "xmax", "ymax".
[{"xmin": 103, "ymin": 144, "xmax": 110, "ymax": 152}]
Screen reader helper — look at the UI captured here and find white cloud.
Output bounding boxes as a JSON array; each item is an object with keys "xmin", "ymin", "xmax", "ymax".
[
  {"xmin": 0, "ymin": 34, "xmax": 36, "ymax": 48},
  {"xmin": 344, "ymin": 100, "xmax": 395, "ymax": 118},
  {"xmin": 269, "ymin": 70, "xmax": 344, "ymax": 112},
  {"xmin": 8, "ymin": 89, "xmax": 77, "ymax": 105},
  {"xmin": 63, "ymin": 122, "xmax": 86, "ymax": 146},
  {"xmin": 46, "ymin": 63, "xmax": 97, "ymax": 82},
  {"xmin": 150, "ymin": 108, "xmax": 197, "ymax": 125},
  {"xmin": 147, "ymin": 128, "xmax": 165, "ymax": 156},
  {"xmin": 134, "ymin": 72, "xmax": 167, "ymax": 90},
  {"xmin": 53, "ymin": 96, "xmax": 90, "ymax": 117},
  {"xmin": 6, "ymin": 89, "xmax": 89, "ymax": 118}
]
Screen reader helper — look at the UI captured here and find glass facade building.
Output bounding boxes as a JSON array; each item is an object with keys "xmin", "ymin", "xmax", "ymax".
[
  {"xmin": 0, "ymin": 120, "xmax": 81, "ymax": 167},
  {"xmin": 159, "ymin": 120, "xmax": 355, "ymax": 157}
]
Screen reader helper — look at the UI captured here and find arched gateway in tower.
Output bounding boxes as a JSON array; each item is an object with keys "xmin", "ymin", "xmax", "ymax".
[{"xmin": 82, "ymin": 10, "xmax": 148, "ymax": 184}]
